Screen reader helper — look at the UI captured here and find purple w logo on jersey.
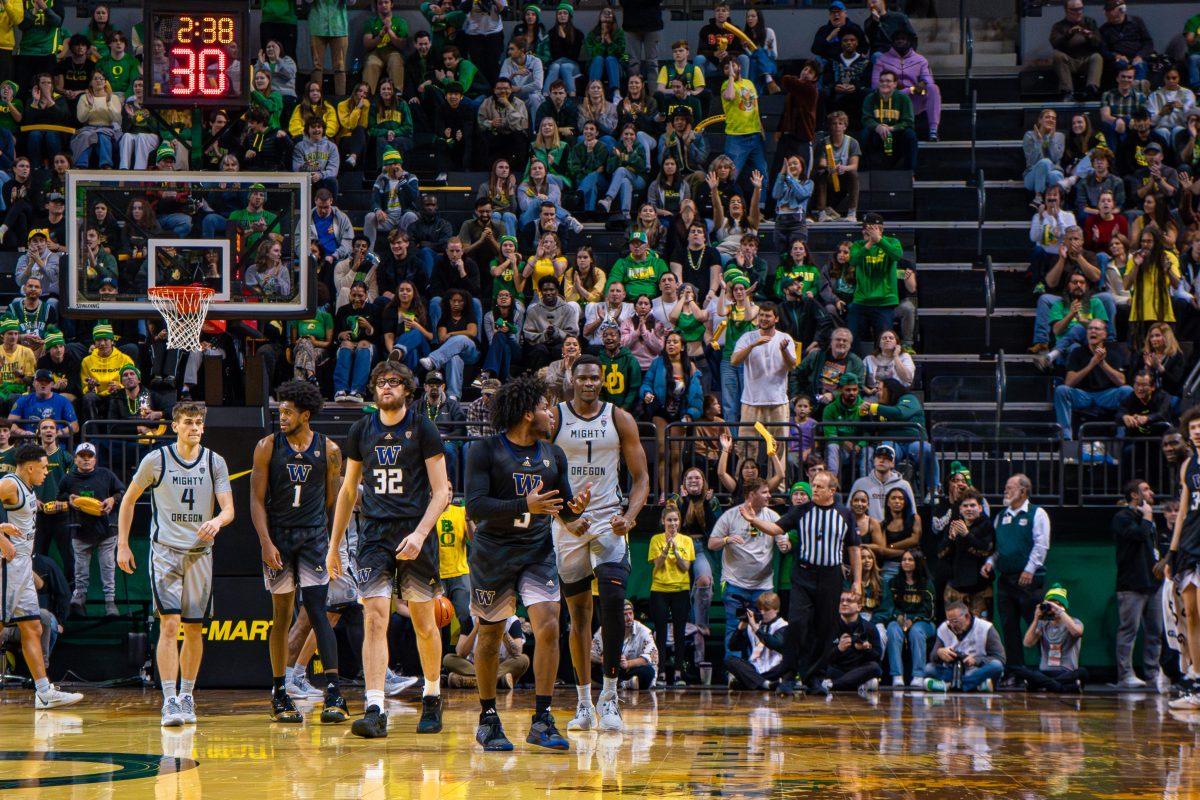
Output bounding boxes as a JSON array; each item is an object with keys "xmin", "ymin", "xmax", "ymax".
[
  {"xmin": 512, "ymin": 472, "xmax": 543, "ymax": 496},
  {"xmin": 374, "ymin": 445, "xmax": 404, "ymax": 466},
  {"xmin": 285, "ymin": 463, "xmax": 312, "ymax": 483}
]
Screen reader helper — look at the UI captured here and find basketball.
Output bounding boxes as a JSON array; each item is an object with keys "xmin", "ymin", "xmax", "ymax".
[{"xmin": 434, "ymin": 596, "xmax": 455, "ymax": 628}]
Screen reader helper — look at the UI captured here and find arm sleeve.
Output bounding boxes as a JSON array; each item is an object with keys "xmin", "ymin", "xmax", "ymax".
[
  {"xmin": 211, "ymin": 453, "xmax": 232, "ymax": 494},
  {"xmin": 129, "ymin": 450, "xmax": 162, "ymax": 491}
]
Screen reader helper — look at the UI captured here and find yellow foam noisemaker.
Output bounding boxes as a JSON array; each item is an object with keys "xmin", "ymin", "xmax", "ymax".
[
  {"xmin": 720, "ymin": 21, "xmax": 758, "ymax": 53},
  {"xmin": 73, "ymin": 496, "xmax": 105, "ymax": 516},
  {"xmin": 754, "ymin": 422, "xmax": 777, "ymax": 457},
  {"xmin": 826, "ymin": 143, "xmax": 839, "ymax": 192},
  {"xmin": 710, "ymin": 319, "xmax": 727, "ymax": 348},
  {"xmin": 695, "ymin": 114, "xmax": 725, "ymax": 133}
]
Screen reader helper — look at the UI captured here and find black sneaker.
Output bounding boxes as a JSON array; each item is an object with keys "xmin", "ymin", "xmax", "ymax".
[
  {"xmin": 320, "ymin": 690, "xmax": 349, "ymax": 723},
  {"xmin": 475, "ymin": 711, "xmax": 513, "ymax": 751},
  {"xmin": 776, "ymin": 680, "xmax": 797, "ymax": 697},
  {"xmin": 526, "ymin": 710, "xmax": 569, "ymax": 750},
  {"xmin": 271, "ymin": 691, "xmax": 304, "ymax": 723},
  {"xmin": 351, "ymin": 705, "xmax": 388, "ymax": 738},
  {"xmin": 417, "ymin": 695, "xmax": 443, "ymax": 733}
]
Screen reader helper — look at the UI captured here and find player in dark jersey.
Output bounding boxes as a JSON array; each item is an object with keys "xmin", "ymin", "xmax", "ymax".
[
  {"xmin": 328, "ymin": 362, "xmax": 452, "ymax": 739},
  {"xmin": 250, "ymin": 379, "xmax": 346, "ymax": 724},
  {"xmin": 465, "ymin": 374, "xmax": 591, "ymax": 752},
  {"xmin": 1168, "ymin": 406, "xmax": 1200, "ymax": 707}
]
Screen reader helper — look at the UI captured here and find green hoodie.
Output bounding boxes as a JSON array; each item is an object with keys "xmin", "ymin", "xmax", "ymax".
[
  {"xmin": 822, "ymin": 394, "xmax": 865, "ymax": 443},
  {"xmin": 606, "ymin": 252, "xmax": 668, "ymax": 300},
  {"xmin": 599, "ymin": 346, "xmax": 642, "ymax": 411},
  {"xmin": 861, "ymin": 89, "xmax": 914, "ymax": 132},
  {"xmin": 864, "ymin": 392, "xmax": 926, "ymax": 439},
  {"xmin": 849, "ymin": 235, "xmax": 903, "ymax": 307}
]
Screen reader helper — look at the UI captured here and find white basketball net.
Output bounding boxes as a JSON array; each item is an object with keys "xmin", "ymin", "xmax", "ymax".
[{"xmin": 148, "ymin": 287, "xmax": 215, "ymax": 352}]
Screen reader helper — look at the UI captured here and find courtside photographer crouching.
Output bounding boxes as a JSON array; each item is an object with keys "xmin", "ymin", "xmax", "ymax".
[
  {"xmin": 807, "ymin": 590, "xmax": 883, "ymax": 695},
  {"xmin": 724, "ymin": 591, "xmax": 789, "ymax": 691},
  {"xmin": 1009, "ymin": 584, "xmax": 1087, "ymax": 693},
  {"xmin": 923, "ymin": 600, "xmax": 1006, "ymax": 692}
]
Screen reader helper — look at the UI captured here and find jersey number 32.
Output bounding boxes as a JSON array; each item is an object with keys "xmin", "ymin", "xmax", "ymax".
[{"xmin": 372, "ymin": 467, "xmax": 404, "ymax": 495}]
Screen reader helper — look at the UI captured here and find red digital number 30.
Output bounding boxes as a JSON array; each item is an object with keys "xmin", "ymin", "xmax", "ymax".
[{"xmin": 169, "ymin": 47, "xmax": 229, "ymax": 97}]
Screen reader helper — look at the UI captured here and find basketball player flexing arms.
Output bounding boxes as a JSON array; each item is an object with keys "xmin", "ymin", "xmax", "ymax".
[
  {"xmin": 250, "ymin": 379, "xmax": 346, "ymax": 723},
  {"xmin": 118, "ymin": 402, "xmax": 235, "ymax": 727},
  {"xmin": 465, "ymin": 374, "xmax": 591, "ymax": 751},
  {"xmin": 553, "ymin": 355, "xmax": 649, "ymax": 733},
  {"xmin": 0, "ymin": 444, "xmax": 83, "ymax": 709},
  {"xmin": 328, "ymin": 362, "xmax": 452, "ymax": 739}
]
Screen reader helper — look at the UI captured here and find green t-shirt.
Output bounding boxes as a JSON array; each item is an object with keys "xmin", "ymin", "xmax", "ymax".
[
  {"xmin": 721, "ymin": 305, "xmax": 756, "ymax": 361},
  {"xmin": 290, "ymin": 309, "xmax": 333, "ymax": 340},
  {"xmin": 774, "ymin": 261, "xmax": 820, "ymax": 300},
  {"xmin": 262, "ymin": 0, "xmax": 298, "ymax": 25},
  {"xmin": 18, "ymin": 0, "xmax": 65, "ymax": 56},
  {"xmin": 97, "ymin": 53, "xmax": 140, "ymax": 96},
  {"xmin": 307, "ymin": 0, "xmax": 348, "ymax": 38},
  {"xmin": 1186, "ymin": 14, "xmax": 1200, "ymax": 55},
  {"xmin": 1048, "ymin": 297, "xmax": 1108, "ymax": 341},
  {"xmin": 35, "ymin": 446, "xmax": 71, "ymax": 502},
  {"xmin": 228, "ymin": 208, "xmax": 279, "ymax": 251},
  {"xmin": 606, "ymin": 253, "xmax": 669, "ymax": 300},
  {"xmin": 849, "ymin": 236, "xmax": 903, "ymax": 307},
  {"xmin": 490, "ymin": 258, "xmax": 519, "ymax": 302},
  {"xmin": 365, "ymin": 14, "xmax": 409, "ymax": 52},
  {"xmin": 0, "ymin": 98, "xmax": 23, "ymax": 132}
]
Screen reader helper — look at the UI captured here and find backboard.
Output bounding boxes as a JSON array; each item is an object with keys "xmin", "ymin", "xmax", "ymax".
[{"xmin": 65, "ymin": 170, "xmax": 313, "ymax": 320}]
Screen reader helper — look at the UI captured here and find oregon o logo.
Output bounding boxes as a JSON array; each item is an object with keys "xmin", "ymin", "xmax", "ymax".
[{"xmin": 0, "ymin": 751, "xmax": 198, "ymax": 790}]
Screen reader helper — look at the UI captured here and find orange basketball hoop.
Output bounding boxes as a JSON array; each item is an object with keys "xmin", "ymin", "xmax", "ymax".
[{"xmin": 148, "ymin": 286, "xmax": 215, "ymax": 352}]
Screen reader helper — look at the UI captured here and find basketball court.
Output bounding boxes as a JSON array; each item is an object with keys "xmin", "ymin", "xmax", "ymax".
[{"xmin": 1, "ymin": 689, "xmax": 1194, "ymax": 797}]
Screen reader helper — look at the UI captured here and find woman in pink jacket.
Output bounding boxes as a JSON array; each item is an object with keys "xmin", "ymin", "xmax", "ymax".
[
  {"xmin": 620, "ymin": 293, "xmax": 666, "ymax": 369},
  {"xmin": 870, "ymin": 30, "xmax": 941, "ymax": 141}
]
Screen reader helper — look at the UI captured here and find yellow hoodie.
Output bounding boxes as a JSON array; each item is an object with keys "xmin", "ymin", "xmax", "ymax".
[{"xmin": 0, "ymin": 0, "xmax": 24, "ymax": 53}]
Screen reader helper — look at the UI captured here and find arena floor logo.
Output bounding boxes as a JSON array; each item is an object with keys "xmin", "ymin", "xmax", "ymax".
[{"xmin": 0, "ymin": 751, "xmax": 198, "ymax": 790}]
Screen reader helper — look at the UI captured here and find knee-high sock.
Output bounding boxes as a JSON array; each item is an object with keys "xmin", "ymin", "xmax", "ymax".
[{"xmin": 301, "ymin": 584, "xmax": 339, "ymax": 674}]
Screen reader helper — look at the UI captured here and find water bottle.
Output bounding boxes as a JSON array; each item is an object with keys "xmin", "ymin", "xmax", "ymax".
[
  {"xmin": 951, "ymin": 658, "xmax": 964, "ymax": 691},
  {"xmin": 884, "ymin": 131, "xmax": 893, "ymax": 156}
]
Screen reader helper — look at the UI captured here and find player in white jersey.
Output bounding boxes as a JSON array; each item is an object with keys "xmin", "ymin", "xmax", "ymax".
[
  {"xmin": 0, "ymin": 444, "xmax": 83, "ymax": 709},
  {"xmin": 551, "ymin": 355, "xmax": 648, "ymax": 733},
  {"xmin": 118, "ymin": 402, "xmax": 234, "ymax": 728}
]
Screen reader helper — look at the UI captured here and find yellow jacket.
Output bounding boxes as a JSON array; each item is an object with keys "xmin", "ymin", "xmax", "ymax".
[
  {"xmin": 288, "ymin": 101, "xmax": 338, "ymax": 138},
  {"xmin": 80, "ymin": 349, "xmax": 135, "ymax": 396},
  {"xmin": 335, "ymin": 97, "xmax": 369, "ymax": 139},
  {"xmin": 0, "ymin": 0, "xmax": 23, "ymax": 53}
]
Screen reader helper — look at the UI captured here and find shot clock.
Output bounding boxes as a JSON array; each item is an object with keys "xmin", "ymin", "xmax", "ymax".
[{"xmin": 144, "ymin": 0, "xmax": 249, "ymax": 107}]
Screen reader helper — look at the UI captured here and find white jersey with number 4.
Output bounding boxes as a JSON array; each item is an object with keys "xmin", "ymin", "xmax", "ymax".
[
  {"xmin": 130, "ymin": 444, "xmax": 232, "ymax": 552},
  {"xmin": 554, "ymin": 401, "xmax": 622, "ymax": 517}
]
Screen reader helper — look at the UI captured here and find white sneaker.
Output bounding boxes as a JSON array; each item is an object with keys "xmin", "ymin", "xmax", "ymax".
[
  {"xmin": 891, "ymin": 676, "xmax": 904, "ymax": 687},
  {"xmin": 1156, "ymin": 672, "xmax": 1172, "ymax": 694},
  {"xmin": 385, "ymin": 669, "xmax": 419, "ymax": 697},
  {"xmin": 567, "ymin": 701, "xmax": 596, "ymax": 731},
  {"xmin": 863, "ymin": 678, "xmax": 879, "ymax": 692},
  {"xmin": 418, "ymin": 356, "xmax": 435, "ymax": 371},
  {"xmin": 618, "ymin": 677, "xmax": 639, "ymax": 690},
  {"xmin": 909, "ymin": 676, "xmax": 926, "ymax": 690},
  {"xmin": 34, "ymin": 685, "xmax": 83, "ymax": 710},
  {"xmin": 178, "ymin": 694, "xmax": 197, "ymax": 724},
  {"xmin": 597, "ymin": 689, "xmax": 623, "ymax": 733},
  {"xmin": 1169, "ymin": 692, "xmax": 1200, "ymax": 709},
  {"xmin": 334, "ymin": 390, "xmax": 348, "ymax": 402},
  {"xmin": 843, "ymin": 211, "xmax": 858, "ymax": 224},
  {"xmin": 1117, "ymin": 675, "xmax": 1148, "ymax": 690},
  {"xmin": 161, "ymin": 697, "xmax": 185, "ymax": 727},
  {"xmin": 288, "ymin": 672, "xmax": 324, "ymax": 700}
]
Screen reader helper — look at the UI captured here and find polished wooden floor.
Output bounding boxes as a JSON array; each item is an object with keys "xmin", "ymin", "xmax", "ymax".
[{"xmin": 2, "ymin": 687, "xmax": 1199, "ymax": 798}]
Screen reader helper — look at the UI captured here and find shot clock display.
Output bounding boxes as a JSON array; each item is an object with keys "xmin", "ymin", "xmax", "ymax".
[{"xmin": 144, "ymin": 1, "xmax": 249, "ymax": 107}]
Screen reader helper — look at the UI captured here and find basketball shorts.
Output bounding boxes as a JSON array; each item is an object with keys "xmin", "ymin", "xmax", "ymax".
[
  {"xmin": 468, "ymin": 539, "xmax": 560, "ymax": 624},
  {"xmin": 553, "ymin": 508, "xmax": 629, "ymax": 590},
  {"xmin": 263, "ymin": 525, "xmax": 330, "ymax": 595},
  {"xmin": 356, "ymin": 517, "xmax": 442, "ymax": 602},
  {"xmin": 150, "ymin": 542, "xmax": 214, "ymax": 623},
  {"xmin": 2, "ymin": 551, "xmax": 40, "ymax": 625},
  {"xmin": 327, "ymin": 535, "xmax": 361, "ymax": 611}
]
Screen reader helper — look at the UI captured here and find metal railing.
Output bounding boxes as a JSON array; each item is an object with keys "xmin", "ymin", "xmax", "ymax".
[
  {"xmin": 982, "ymin": 252, "xmax": 995, "ymax": 356},
  {"xmin": 931, "ymin": 422, "xmax": 1064, "ymax": 505},
  {"xmin": 994, "ymin": 348, "xmax": 1006, "ymax": 431},
  {"xmin": 963, "ymin": 16, "xmax": 974, "ymax": 108},
  {"xmin": 1074, "ymin": 424, "xmax": 1180, "ymax": 505}
]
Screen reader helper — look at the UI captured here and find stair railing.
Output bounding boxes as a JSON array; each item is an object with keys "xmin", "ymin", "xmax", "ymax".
[
  {"xmin": 983, "ymin": 252, "xmax": 994, "ymax": 354},
  {"xmin": 964, "ymin": 15, "xmax": 974, "ymax": 109},
  {"xmin": 995, "ymin": 348, "xmax": 1006, "ymax": 432},
  {"xmin": 1183, "ymin": 356, "xmax": 1200, "ymax": 409}
]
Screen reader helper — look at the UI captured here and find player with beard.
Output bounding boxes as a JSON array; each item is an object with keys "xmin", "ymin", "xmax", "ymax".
[
  {"xmin": 465, "ymin": 374, "xmax": 591, "ymax": 751},
  {"xmin": 250, "ymin": 379, "xmax": 346, "ymax": 724},
  {"xmin": 327, "ymin": 362, "xmax": 452, "ymax": 739},
  {"xmin": 552, "ymin": 354, "xmax": 649, "ymax": 733}
]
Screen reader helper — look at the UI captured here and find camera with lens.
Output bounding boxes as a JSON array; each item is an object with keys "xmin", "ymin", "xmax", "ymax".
[
  {"xmin": 735, "ymin": 602, "xmax": 758, "ymax": 622},
  {"xmin": 851, "ymin": 631, "xmax": 866, "ymax": 646},
  {"xmin": 1038, "ymin": 601, "xmax": 1056, "ymax": 619}
]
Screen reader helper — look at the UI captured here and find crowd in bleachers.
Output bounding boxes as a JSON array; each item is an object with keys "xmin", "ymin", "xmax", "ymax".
[
  {"xmin": 3, "ymin": 0, "xmax": 1200, "ymax": 694},
  {"xmin": 1033, "ymin": 0, "xmax": 1200, "ymax": 441}
]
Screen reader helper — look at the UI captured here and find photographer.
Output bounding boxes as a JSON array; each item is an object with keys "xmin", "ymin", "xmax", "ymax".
[
  {"xmin": 923, "ymin": 601, "xmax": 1005, "ymax": 692},
  {"xmin": 1010, "ymin": 584, "xmax": 1086, "ymax": 693},
  {"xmin": 724, "ymin": 591, "xmax": 789, "ymax": 691},
  {"xmin": 809, "ymin": 591, "xmax": 882, "ymax": 695}
]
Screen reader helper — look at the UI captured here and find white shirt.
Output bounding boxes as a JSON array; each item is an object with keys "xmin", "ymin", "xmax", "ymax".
[
  {"xmin": 988, "ymin": 499, "xmax": 1051, "ymax": 575},
  {"xmin": 732, "ymin": 328, "xmax": 795, "ymax": 407},
  {"xmin": 583, "ymin": 301, "xmax": 633, "ymax": 346},
  {"xmin": 591, "ymin": 620, "xmax": 658, "ymax": 680},
  {"xmin": 1029, "ymin": 209, "xmax": 1077, "ymax": 254}
]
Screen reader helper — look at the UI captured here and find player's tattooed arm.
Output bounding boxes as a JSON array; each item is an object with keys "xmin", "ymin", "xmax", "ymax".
[{"xmin": 325, "ymin": 439, "xmax": 343, "ymax": 515}]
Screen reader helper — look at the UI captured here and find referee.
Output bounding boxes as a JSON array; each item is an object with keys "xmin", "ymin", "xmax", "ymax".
[{"xmin": 748, "ymin": 471, "xmax": 862, "ymax": 695}]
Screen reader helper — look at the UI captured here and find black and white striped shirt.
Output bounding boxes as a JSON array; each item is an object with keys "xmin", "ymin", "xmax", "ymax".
[{"xmin": 776, "ymin": 502, "xmax": 860, "ymax": 568}]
